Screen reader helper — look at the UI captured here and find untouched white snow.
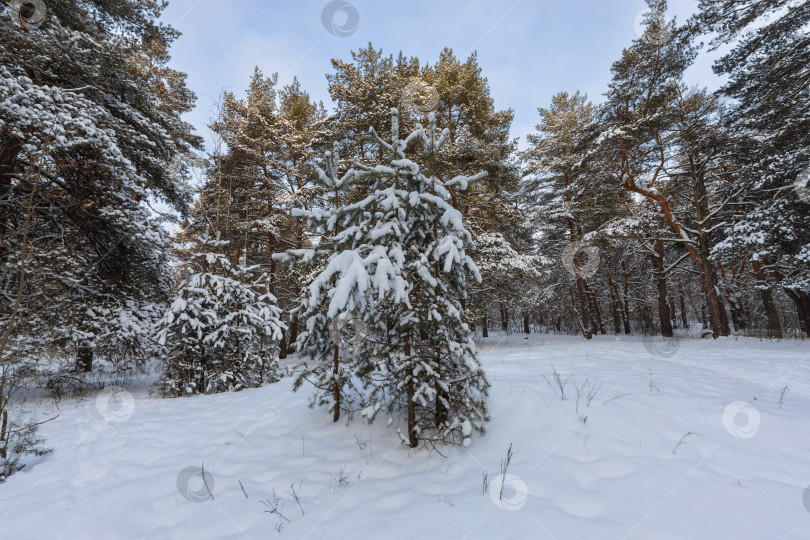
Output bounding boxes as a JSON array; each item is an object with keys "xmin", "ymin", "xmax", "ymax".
[{"xmin": 2, "ymin": 333, "xmax": 809, "ymax": 539}]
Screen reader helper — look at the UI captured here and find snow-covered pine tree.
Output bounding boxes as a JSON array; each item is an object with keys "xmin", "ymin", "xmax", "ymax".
[
  {"xmin": 0, "ymin": 0, "xmax": 201, "ymax": 372},
  {"xmin": 293, "ymin": 109, "xmax": 489, "ymax": 447},
  {"xmin": 195, "ymin": 70, "xmax": 329, "ymax": 357},
  {"xmin": 596, "ymin": 0, "xmax": 740, "ymax": 338},
  {"xmin": 156, "ymin": 235, "xmax": 285, "ymax": 396},
  {"xmin": 327, "ymin": 46, "xmax": 532, "ymax": 336},
  {"xmin": 0, "ymin": 0, "xmax": 199, "ymax": 480},
  {"xmin": 521, "ymin": 91, "xmax": 607, "ymax": 339},
  {"xmin": 691, "ymin": 0, "xmax": 810, "ymax": 335},
  {"xmin": 0, "ymin": 416, "xmax": 52, "ymax": 483},
  {"xmin": 285, "ymin": 144, "xmax": 364, "ymax": 423}
]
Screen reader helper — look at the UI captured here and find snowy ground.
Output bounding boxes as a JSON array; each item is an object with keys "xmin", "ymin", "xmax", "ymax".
[{"xmin": 2, "ymin": 333, "xmax": 810, "ymax": 539}]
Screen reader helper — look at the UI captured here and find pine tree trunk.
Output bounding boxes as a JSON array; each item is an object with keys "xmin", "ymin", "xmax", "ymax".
[
  {"xmin": 0, "ymin": 409, "xmax": 7, "ymax": 456},
  {"xmin": 434, "ymin": 345, "xmax": 447, "ymax": 428},
  {"xmin": 642, "ymin": 305, "xmax": 653, "ymax": 334},
  {"xmin": 738, "ymin": 300, "xmax": 750, "ymax": 331},
  {"xmin": 288, "ymin": 314, "xmax": 299, "ymax": 353},
  {"xmin": 752, "ymin": 261, "xmax": 782, "ymax": 338},
  {"xmin": 678, "ymin": 278, "xmax": 689, "ymax": 328},
  {"xmin": 783, "ymin": 288, "xmax": 810, "ymax": 338},
  {"xmin": 278, "ymin": 328, "xmax": 288, "ymax": 360},
  {"xmin": 652, "ymin": 243, "xmax": 673, "ymax": 337},
  {"xmin": 587, "ymin": 288, "xmax": 605, "ymax": 335},
  {"xmin": 702, "ymin": 263, "xmax": 730, "ymax": 337},
  {"xmin": 76, "ymin": 345, "xmax": 93, "ymax": 373},
  {"xmin": 607, "ymin": 273, "xmax": 622, "ymax": 334},
  {"xmin": 523, "ymin": 315, "xmax": 530, "ymax": 334},
  {"xmin": 500, "ymin": 304, "xmax": 508, "ymax": 332},
  {"xmin": 482, "ymin": 314, "xmax": 488, "ymax": 338},
  {"xmin": 406, "ymin": 380, "xmax": 417, "ymax": 447},
  {"xmin": 577, "ymin": 277, "xmax": 592, "ymax": 339},
  {"xmin": 729, "ymin": 302, "xmax": 741, "ymax": 332},
  {"xmin": 199, "ymin": 346, "xmax": 206, "ymax": 393},
  {"xmin": 621, "ymin": 262, "xmax": 632, "ymax": 335},
  {"xmin": 404, "ymin": 338, "xmax": 417, "ymax": 448},
  {"xmin": 692, "ymin": 166, "xmax": 729, "ymax": 337},
  {"xmin": 332, "ymin": 343, "xmax": 340, "ymax": 423},
  {"xmin": 669, "ymin": 297, "xmax": 678, "ymax": 329}
]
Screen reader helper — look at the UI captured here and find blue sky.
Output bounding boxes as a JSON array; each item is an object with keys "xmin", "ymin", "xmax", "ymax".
[{"xmin": 160, "ymin": 0, "xmax": 722, "ymax": 154}]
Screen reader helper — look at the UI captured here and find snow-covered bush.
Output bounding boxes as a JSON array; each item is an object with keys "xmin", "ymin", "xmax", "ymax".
[
  {"xmin": 156, "ymin": 235, "xmax": 286, "ymax": 396},
  {"xmin": 0, "ymin": 418, "xmax": 52, "ymax": 483}
]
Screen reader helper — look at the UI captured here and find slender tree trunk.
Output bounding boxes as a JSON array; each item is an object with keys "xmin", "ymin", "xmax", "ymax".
[
  {"xmin": 404, "ymin": 338, "xmax": 417, "ymax": 447},
  {"xmin": 332, "ymin": 342, "xmax": 340, "ymax": 423},
  {"xmin": 199, "ymin": 346, "xmax": 206, "ymax": 393},
  {"xmin": 577, "ymin": 277, "xmax": 592, "ymax": 339},
  {"xmin": 0, "ymin": 409, "xmax": 7, "ymax": 455},
  {"xmin": 482, "ymin": 313, "xmax": 488, "ymax": 338},
  {"xmin": 500, "ymin": 304, "xmax": 508, "ymax": 332},
  {"xmin": 607, "ymin": 273, "xmax": 622, "ymax": 334},
  {"xmin": 621, "ymin": 262, "xmax": 632, "ymax": 334},
  {"xmin": 288, "ymin": 313, "xmax": 299, "ymax": 352},
  {"xmin": 652, "ymin": 242, "xmax": 673, "ymax": 337},
  {"xmin": 701, "ymin": 262, "xmax": 730, "ymax": 337},
  {"xmin": 783, "ymin": 288, "xmax": 810, "ymax": 338},
  {"xmin": 278, "ymin": 328, "xmax": 287, "ymax": 360},
  {"xmin": 728, "ymin": 303, "xmax": 741, "ymax": 332},
  {"xmin": 678, "ymin": 278, "xmax": 689, "ymax": 328},
  {"xmin": 587, "ymin": 288, "xmax": 604, "ymax": 335},
  {"xmin": 751, "ymin": 261, "xmax": 782, "ymax": 338},
  {"xmin": 434, "ymin": 343, "xmax": 447, "ymax": 428},
  {"xmin": 669, "ymin": 296, "xmax": 678, "ymax": 329},
  {"xmin": 611, "ymin": 297, "xmax": 622, "ymax": 334},
  {"xmin": 523, "ymin": 315, "xmax": 530, "ymax": 334}
]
